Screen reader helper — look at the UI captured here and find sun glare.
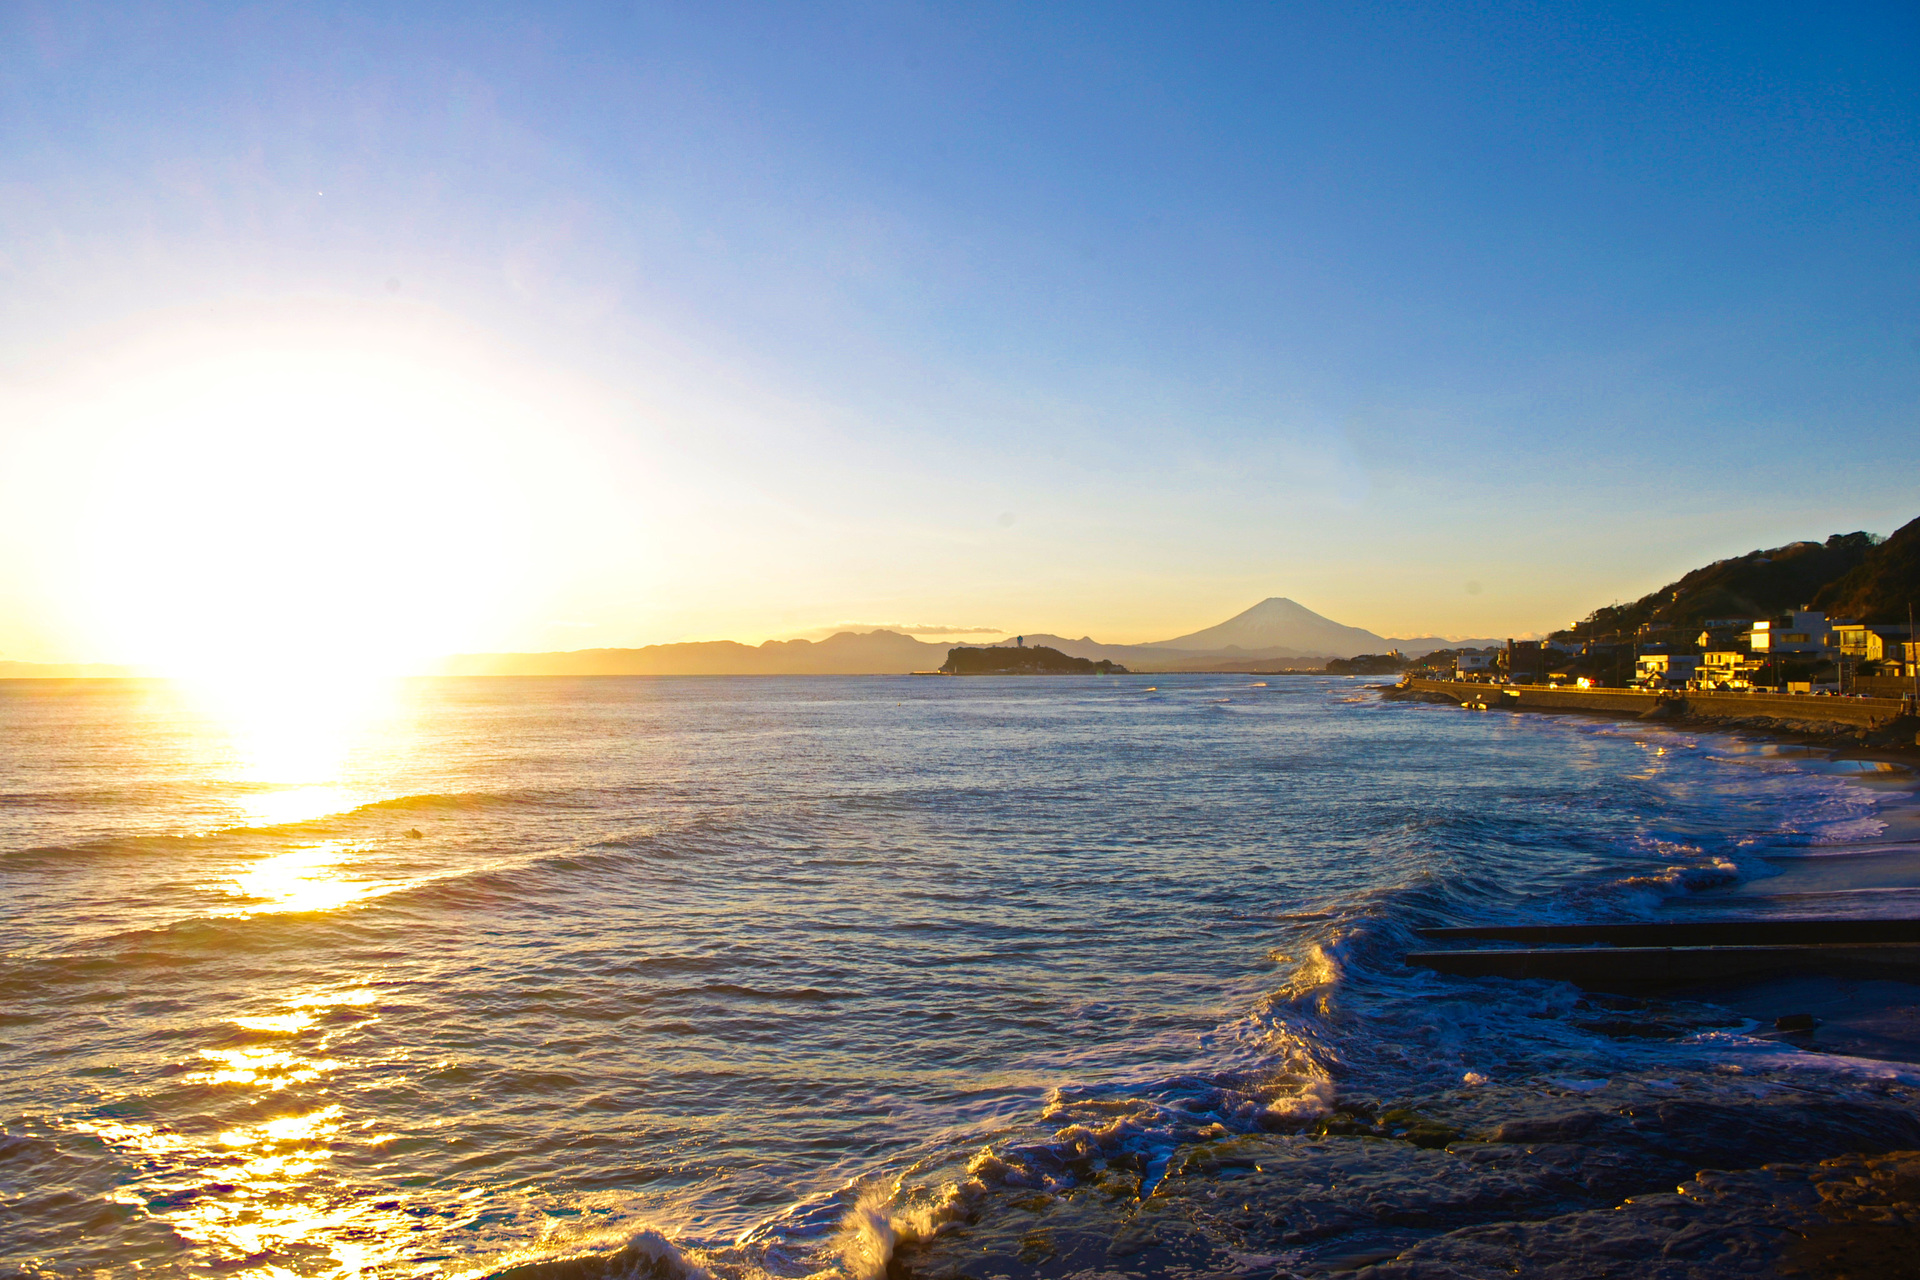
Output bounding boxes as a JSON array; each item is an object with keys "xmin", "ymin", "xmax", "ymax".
[
  {"xmin": 51, "ymin": 327, "xmax": 548, "ymax": 680},
  {"xmin": 173, "ymin": 664, "xmax": 408, "ymax": 831}
]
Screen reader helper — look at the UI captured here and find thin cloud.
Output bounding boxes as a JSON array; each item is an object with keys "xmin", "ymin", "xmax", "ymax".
[{"xmin": 787, "ymin": 622, "xmax": 1003, "ymax": 640}]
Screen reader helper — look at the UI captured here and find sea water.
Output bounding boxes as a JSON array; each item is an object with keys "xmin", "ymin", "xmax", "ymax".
[{"xmin": 2, "ymin": 674, "xmax": 1916, "ymax": 1278}]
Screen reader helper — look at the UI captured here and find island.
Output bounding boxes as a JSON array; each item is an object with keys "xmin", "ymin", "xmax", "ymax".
[{"xmin": 940, "ymin": 645, "xmax": 1129, "ymax": 675}]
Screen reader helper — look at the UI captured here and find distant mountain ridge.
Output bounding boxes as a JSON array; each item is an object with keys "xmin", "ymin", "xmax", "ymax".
[
  {"xmin": 1151, "ymin": 597, "xmax": 1387, "ymax": 654},
  {"xmin": 0, "ymin": 660, "xmax": 146, "ymax": 679},
  {"xmin": 438, "ymin": 629, "xmax": 941, "ymax": 677},
  {"xmin": 438, "ymin": 598, "xmax": 1498, "ymax": 677},
  {"xmin": 995, "ymin": 599, "xmax": 1497, "ymax": 667}
]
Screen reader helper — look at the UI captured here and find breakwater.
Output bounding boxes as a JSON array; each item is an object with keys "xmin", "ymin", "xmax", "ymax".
[{"xmin": 1399, "ymin": 677, "xmax": 1915, "ymax": 734}]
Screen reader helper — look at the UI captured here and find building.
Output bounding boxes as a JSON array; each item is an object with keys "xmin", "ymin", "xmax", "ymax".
[
  {"xmin": 1749, "ymin": 608, "xmax": 1832, "ymax": 655},
  {"xmin": 1695, "ymin": 619, "xmax": 1755, "ymax": 649},
  {"xmin": 1454, "ymin": 651, "xmax": 1494, "ymax": 679},
  {"xmin": 1635, "ymin": 653, "xmax": 1703, "ymax": 688},
  {"xmin": 1832, "ymin": 623, "xmax": 1913, "ymax": 663},
  {"xmin": 1697, "ymin": 650, "xmax": 1761, "ymax": 690},
  {"xmin": 1505, "ymin": 639, "xmax": 1546, "ymax": 683}
]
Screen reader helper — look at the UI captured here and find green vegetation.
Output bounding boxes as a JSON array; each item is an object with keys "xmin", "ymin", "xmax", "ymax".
[
  {"xmin": 1554, "ymin": 532, "xmax": 1882, "ymax": 643},
  {"xmin": 940, "ymin": 645, "xmax": 1128, "ymax": 675},
  {"xmin": 1816, "ymin": 515, "xmax": 1920, "ymax": 623}
]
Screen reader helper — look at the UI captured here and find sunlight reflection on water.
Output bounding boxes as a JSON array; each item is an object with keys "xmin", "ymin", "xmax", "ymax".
[
  {"xmin": 219, "ymin": 842, "xmax": 374, "ymax": 915},
  {"xmin": 236, "ymin": 784, "xmax": 359, "ymax": 827},
  {"xmin": 7, "ymin": 675, "xmax": 1907, "ymax": 1279},
  {"xmin": 71, "ymin": 985, "xmax": 402, "ymax": 1279}
]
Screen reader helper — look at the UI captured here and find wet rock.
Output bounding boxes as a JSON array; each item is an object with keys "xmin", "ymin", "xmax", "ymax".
[
  {"xmin": 1357, "ymin": 1151, "xmax": 1920, "ymax": 1280},
  {"xmin": 1622, "ymin": 1098, "xmax": 1920, "ymax": 1175},
  {"xmin": 901, "ymin": 1133, "xmax": 1653, "ymax": 1280},
  {"xmin": 1775, "ymin": 1012, "xmax": 1819, "ymax": 1032},
  {"xmin": 1573, "ymin": 1017, "xmax": 1683, "ymax": 1039},
  {"xmin": 897, "ymin": 1083, "xmax": 1920, "ymax": 1280},
  {"xmin": 1488, "ymin": 1111, "xmax": 1605, "ymax": 1144},
  {"xmin": 1307, "ymin": 1104, "xmax": 1455, "ymax": 1148}
]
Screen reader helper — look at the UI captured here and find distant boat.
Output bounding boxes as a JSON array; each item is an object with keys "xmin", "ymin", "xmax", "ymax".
[{"xmin": 1249, "ymin": 682, "xmax": 1268, "ymax": 687}]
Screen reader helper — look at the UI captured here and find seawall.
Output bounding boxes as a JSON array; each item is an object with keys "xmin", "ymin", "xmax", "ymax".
[{"xmin": 1400, "ymin": 678, "xmax": 1915, "ymax": 733}]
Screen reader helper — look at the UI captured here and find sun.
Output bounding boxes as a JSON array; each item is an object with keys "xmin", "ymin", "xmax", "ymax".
[{"xmin": 64, "ymin": 330, "xmax": 539, "ymax": 682}]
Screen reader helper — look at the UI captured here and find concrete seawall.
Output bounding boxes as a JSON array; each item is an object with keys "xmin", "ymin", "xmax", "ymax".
[{"xmin": 1402, "ymin": 678, "xmax": 1914, "ymax": 731}]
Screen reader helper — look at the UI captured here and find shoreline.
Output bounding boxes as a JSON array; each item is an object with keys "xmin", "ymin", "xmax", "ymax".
[
  {"xmin": 1385, "ymin": 676, "xmax": 1920, "ymax": 767},
  {"xmin": 900, "ymin": 691, "xmax": 1920, "ymax": 1280},
  {"xmin": 1385, "ymin": 675, "xmax": 1920, "ymax": 1063}
]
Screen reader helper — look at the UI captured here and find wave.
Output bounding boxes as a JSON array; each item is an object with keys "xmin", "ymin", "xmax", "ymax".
[
  {"xmin": 0, "ymin": 821, "xmax": 751, "ymax": 980},
  {"xmin": 20, "ymin": 686, "xmax": 1918, "ymax": 1280},
  {"xmin": 467, "ymin": 1228, "xmax": 713, "ymax": 1280},
  {"xmin": 0, "ymin": 791, "xmax": 542, "ymax": 868},
  {"xmin": 815, "ymin": 941, "xmax": 1350, "ymax": 1279},
  {"xmin": 837, "ymin": 1181, "xmax": 953, "ymax": 1280}
]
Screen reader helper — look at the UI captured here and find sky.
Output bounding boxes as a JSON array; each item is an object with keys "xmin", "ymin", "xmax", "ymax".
[{"xmin": 1, "ymin": 1, "xmax": 1916, "ymax": 671}]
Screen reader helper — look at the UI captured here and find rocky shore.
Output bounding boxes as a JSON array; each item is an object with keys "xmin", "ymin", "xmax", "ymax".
[
  {"xmin": 898, "ymin": 1071, "xmax": 1920, "ymax": 1279},
  {"xmin": 1381, "ymin": 679, "xmax": 1920, "ymax": 762}
]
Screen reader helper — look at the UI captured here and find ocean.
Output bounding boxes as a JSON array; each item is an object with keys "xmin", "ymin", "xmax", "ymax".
[{"xmin": 3, "ymin": 674, "xmax": 1919, "ymax": 1279}]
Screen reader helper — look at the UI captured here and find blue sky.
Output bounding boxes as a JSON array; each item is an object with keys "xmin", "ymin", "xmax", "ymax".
[{"xmin": 1, "ymin": 2, "xmax": 1916, "ymax": 664}]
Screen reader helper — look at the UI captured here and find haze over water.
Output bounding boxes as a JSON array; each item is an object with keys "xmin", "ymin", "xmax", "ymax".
[{"xmin": 5, "ymin": 674, "xmax": 1917, "ymax": 1278}]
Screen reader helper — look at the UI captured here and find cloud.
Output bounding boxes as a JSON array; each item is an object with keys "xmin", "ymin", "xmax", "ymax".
[
  {"xmin": 788, "ymin": 622, "xmax": 1002, "ymax": 640},
  {"xmin": 894, "ymin": 624, "xmax": 1003, "ymax": 635}
]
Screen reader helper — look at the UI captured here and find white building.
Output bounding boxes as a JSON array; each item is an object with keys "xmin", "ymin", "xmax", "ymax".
[
  {"xmin": 1832, "ymin": 623, "xmax": 1913, "ymax": 663},
  {"xmin": 1749, "ymin": 609, "xmax": 1832, "ymax": 655},
  {"xmin": 1454, "ymin": 652, "xmax": 1494, "ymax": 678},
  {"xmin": 1635, "ymin": 653, "xmax": 1703, "ymax": 687}
]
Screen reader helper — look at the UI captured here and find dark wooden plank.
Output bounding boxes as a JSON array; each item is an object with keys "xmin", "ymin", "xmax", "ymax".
[
  {"xmin": 1415, "ymin": 919, "xmax": 1920, "ymax": 947},
  {"xmin": 1407, "ymin": 942, "xmax": 1920, "ymax": 987}
]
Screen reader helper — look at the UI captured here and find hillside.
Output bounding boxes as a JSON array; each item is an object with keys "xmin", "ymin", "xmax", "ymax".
[
  {"xmin": 1814, "ymin": 515, "xmax": 1920, "ymax": 623},
  {"xmin": 940, "ymin": 646, "xmax": 1127, "ymax": 675},
  {"xmin": 1556, "ymin": 531, "xmax": 1886, "ymax": 640}
]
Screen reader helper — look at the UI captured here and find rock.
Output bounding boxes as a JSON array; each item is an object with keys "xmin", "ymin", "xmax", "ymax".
[
  {"xmin": 1775, "ymin": 1012, "xmax": 1819, "ymax": 1032},
  {"xmin": 1357, "ymin": 1150, "xmax": 1920, "ymax": 1280},
  {"xmin": 1488, "ymin": 1112, "xmax": 1605, "ymax": 1144}
]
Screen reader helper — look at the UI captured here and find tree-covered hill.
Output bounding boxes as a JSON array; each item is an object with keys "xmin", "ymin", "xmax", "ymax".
[
  {"xmin": 941, "ymin": 646, "xmax": 1128, "ymax": 675},
  {"xmin": 1556, "ymin": 531, "xmax": 1884, "ymax": 641},
  {"xmin": 1813, "ymin": 515, "xmax": 1920, "ymax": 623}
]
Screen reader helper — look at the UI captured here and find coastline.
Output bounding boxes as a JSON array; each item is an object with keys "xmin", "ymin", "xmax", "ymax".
[
  {"xmin": 1382, "ymin": 680, "xmax": 1920, "ymax": 1077},
  {"xmin": 1385, "ymin": 676, "xmax": 1920, "ymax": 767},
  {"xmin": 892, "ymin": 686, "xmax": 1920, "ymax": 1280},
  {"xmin": 18, "ymin": 674, "xmax": 1920, "ymax": 1279}
]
